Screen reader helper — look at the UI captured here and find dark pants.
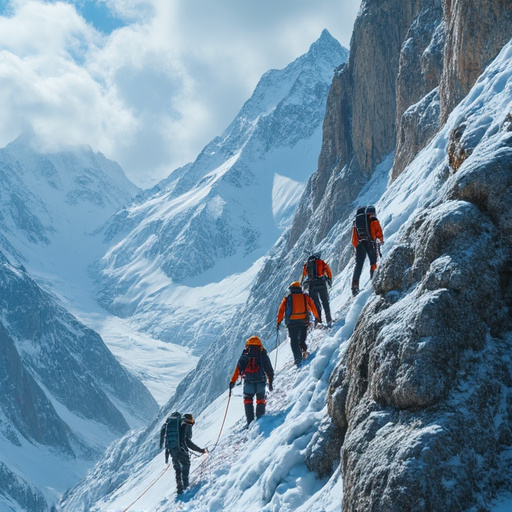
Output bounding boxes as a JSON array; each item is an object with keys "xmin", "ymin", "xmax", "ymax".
[
  {"xmin": 243, "ymin": 381, "xmax": 266, "ymax": 424},
  {"xmin": 287, "ymin": 323, "xmax": 308, "ymax": 365},
  {"xmin": 308, "ymin": 282, "xmax": 331, "ymax": 323},
  {"xmin": 169, "ymin": 447, "xmax": 190, "ymax": 494},
  {"xmin": 352, "ymin": 240, "xmax": 377, "ymax": 289}
]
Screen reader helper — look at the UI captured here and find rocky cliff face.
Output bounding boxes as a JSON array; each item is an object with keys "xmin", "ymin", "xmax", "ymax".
[
  {"xmin": 324, "ymin": 26, "xmax": 512, "ymax": 512},
  {"xmin": 328, "ymin": 131, "xmax": 512, "ymax": 511},
  {"xmin": 392, "ymin": 0, "xmax": 444, "ymax": 179},
  {"xmin": 288, "ymin": 0, "xmax": 423, "ymax": 249},
  {"xmin": 440, "ymin": 0, "xmax": 512, "ymax": 123}
]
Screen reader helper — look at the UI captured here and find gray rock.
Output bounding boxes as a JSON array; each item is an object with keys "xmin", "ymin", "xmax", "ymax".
[{"xmin": 440, "ymin": 0, "xmax": 512, "ymax": 123}]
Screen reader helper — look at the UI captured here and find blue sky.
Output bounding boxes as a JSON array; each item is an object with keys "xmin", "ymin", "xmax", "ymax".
[
  {"xmin": 0, "ymin": 0, "xmax": 361, "ymax": 186},
  {"xmin": 74, "ymin": 0, "xmax": 126, "ymax": 34}
]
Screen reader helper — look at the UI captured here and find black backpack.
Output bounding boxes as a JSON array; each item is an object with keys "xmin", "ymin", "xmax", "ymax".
[
  {"xmin": 164, "ymin": 412, "xmax": 182, "ymax": 450},
  {"xmin": 354, "ymin": 206, "xmax": 376, "ymax": 241},
  {"xmin": 239, "ymin": 346, "xmax": 263, "ymax": 379},
  {"xmin": 306, "ymin": 255, "xmax": 318, "ymax": 279}
]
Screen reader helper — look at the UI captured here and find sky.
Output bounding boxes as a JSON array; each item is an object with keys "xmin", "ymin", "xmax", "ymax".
[{"xmin": 0, "ymin": 0, "xmax": 361, "ymax": 187}]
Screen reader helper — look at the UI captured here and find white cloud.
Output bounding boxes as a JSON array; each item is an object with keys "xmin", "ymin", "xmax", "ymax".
[{"xmin": 0, "ymin": 0, "xmax": 360, "ymax": 187}]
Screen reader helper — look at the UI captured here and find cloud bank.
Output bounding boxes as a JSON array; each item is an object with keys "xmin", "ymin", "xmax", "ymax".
[{"xmin": 0, "ymin": 0, "xmax": 360, "ymax": 186}]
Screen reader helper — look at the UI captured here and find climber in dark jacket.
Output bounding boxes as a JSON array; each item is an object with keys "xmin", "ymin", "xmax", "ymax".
[
  {"xmin": 159, "ymin": 413, "xmax": 207, "ymax": 495},
  {"xmin": 229, "ymin": 336, "xmax": 274, "ymax": 426}
]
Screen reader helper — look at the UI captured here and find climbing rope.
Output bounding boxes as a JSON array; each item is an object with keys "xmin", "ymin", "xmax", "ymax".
[
  {"xmin": 188, "ymin": 392, "xmax": 232, "ymax": 488},
  {"xmin": 208, "ymin": 392, "xmax": 232, "ymax": 453},
  {"xmin": 122, "ymin": 463, "xmax": 171, "ymax": 512},
  {"xmin": 274, "ymin": 325, "xmax": 280, "ymax": 369}
]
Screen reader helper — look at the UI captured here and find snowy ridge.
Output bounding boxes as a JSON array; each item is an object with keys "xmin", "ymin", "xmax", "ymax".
[
  {"xmin": 0, "ymin": 135, "xmax": 139, "ymax": 309},
  {"xmin": 91, "ymin": 31, "xmax": 348, "ymax": 354}
]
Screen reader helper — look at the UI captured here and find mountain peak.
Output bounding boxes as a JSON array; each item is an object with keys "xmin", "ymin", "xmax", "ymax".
[{"xmin": 307, "ymin": 28, "xmax": 348, "ymax": 63}]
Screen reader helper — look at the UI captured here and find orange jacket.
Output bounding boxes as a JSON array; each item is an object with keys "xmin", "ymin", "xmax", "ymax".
[
  {"xmin": 302, "ymin": 259, "xmax": 332, "ymax": 280},
  {"xmin": 352, "ymin": 217, "xmax": 384, "ymax": 247},
  {"xmin": 276, "ymin": 291, "xmax": 319, "ymax": 326}
]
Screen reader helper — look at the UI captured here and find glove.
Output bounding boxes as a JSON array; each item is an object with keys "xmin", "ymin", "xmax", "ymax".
[
  {"xmin": 327, "ymin": 277, "xmax": 332, "ymax": 288},
  {"xmin": 203, "ymin": 448, "xmax": 208, "ymax": 454},
  {"xmin": 229, "ymin": 381, "xmax": 235, "ymax": 391},
  {"xmin": 268, "ymin": 382, "xmax": 273, "ymax": 392}
]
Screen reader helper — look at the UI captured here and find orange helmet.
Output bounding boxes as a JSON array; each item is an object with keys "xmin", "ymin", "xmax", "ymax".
[
  {"xmin": 245, "ymin": 336, "xmax": 263, "ymax": 348},
  {"xmin": 289, "ymin": 281, "xmax": 302, "ymax": 289}
]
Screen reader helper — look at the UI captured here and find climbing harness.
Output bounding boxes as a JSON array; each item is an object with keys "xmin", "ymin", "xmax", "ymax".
[{"xmin": 122, "ymin": 464, "xmax": 171, "ymax": 512}]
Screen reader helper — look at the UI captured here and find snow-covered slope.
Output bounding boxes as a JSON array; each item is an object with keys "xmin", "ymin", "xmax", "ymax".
[
  {"xmin": 91, "ymin": 30, "xmax": 348, "ymax": 353},
  {"xmin": 0, "ymin": 251, "xmax": 158, "ymax": 512},
  {"xmin": 59, "ymin": 322, "xmax": 356, "ymax": 512},
  {"xmin": 59, "ymin": 35, "xmax": 512, "ymax": 512}
]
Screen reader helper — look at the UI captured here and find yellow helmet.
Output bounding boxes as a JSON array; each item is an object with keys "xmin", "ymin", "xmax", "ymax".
[{"xmin": 245, "ymin": 336, "xmax": 263, "ymax": 348}]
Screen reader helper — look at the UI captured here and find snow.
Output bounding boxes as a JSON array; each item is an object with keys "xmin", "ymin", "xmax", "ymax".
[{"xmin": 83, "ymin": 315, "xmax": 359, "ymax": 512}]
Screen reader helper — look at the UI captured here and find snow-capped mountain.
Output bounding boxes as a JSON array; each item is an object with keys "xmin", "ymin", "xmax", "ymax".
[
  {"xmin": 0, "ymin": 134, "xmax": 139, "ymax": 298},
  {"xmin": 91, "ymin": 30, "xmax": 348, "ymax": 352},
  {"xmin": 0, "ymin": 250, "xmax": 158, "ymax": 512}
]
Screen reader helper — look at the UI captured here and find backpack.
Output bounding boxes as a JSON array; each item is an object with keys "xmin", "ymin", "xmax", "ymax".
[
  {"xmin": 354, "ymin": 206, "xmax": 376, "ymax": 241},
  {"xmin": 306, "ymin": 255, "xmax": 318, "ymax": 279},
  {"xmin": 284, "ymin": 292, "xmax": 308, "ymax": 325},
  {"xmin": 164, "ymin": 412, "xmax": 182, "ymax": 451},
  {"xmin": 239, "ymin": 346, "xmax": 262, "ymax": 377}
]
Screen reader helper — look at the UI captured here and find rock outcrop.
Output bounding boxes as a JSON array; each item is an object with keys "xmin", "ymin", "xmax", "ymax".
[
  {"xmin": 440, "ymin": 0, "xmax": 512, "ymax": 123},
  {"xmin": 288, "ymin": 0, "xmax": 424, "ymax": 249}
]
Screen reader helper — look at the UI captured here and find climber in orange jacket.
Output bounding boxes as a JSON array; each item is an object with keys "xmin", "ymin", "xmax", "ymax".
[
  {"xmin": 229, "ymin": 336, "xmax": 274, "ymax": 425},
  {"xmin": 276, "ymin": 282, "xmax": 320, "ymax": 367},
  {"xmin": 351, "ymin": 205, "xmax": 384, "ymax": 296},
  {"xmin": 302, "ymin": 253, "xmax": 333, "ymax": 327}
]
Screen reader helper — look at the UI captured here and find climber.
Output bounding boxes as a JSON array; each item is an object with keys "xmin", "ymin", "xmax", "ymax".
[
  {"xmin": 159, "ymin": 412, "xmax": 207, "ymax": 495},
  {"xmin": 229, "ymin": 336, "xmax": 274, "ymax": 426},
  {"xmin": 351, "ymin": 205, "xmax": 384, "ymax": 296},
  {"xmin": 276, "ymin": 281, "xmax": 320, "ymax": 367},
  {"xmin": 302, "ymin": 253, "xmax": 333, "ymax": 327}
]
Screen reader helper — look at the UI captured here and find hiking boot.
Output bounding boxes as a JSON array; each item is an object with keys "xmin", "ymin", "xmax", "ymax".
[{"xmin": 351, "ymin": 285, "xmax": 359, "ymax": 297}]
